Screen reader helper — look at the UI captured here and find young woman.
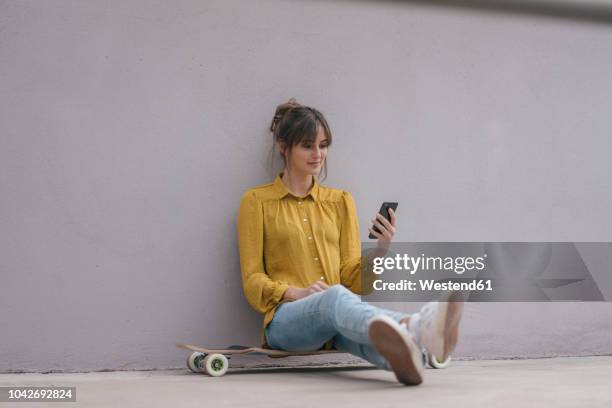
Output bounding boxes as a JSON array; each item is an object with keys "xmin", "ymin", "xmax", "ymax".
[{"xmin": 237, "ymin": 98, "xmax": 463, "ymax": 385}]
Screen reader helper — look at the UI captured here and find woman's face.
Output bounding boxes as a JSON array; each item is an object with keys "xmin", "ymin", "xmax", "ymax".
[{"xmin": 283, "ymin": 126, "xmax": 329, "ymax": 176}]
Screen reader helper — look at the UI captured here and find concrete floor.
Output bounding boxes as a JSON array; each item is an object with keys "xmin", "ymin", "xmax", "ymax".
[{"xmin": 1, "ymin": 356, "xmax": 611, "ymax": 407}]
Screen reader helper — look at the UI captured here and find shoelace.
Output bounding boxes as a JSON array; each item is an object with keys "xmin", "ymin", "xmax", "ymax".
[
  {"xmin": 419, "ymin": 302, "xmax": 438, "ymax": 330},
  {"xmin": 403, "ymin": 301, "xmax": 440, "ymax": 348}
]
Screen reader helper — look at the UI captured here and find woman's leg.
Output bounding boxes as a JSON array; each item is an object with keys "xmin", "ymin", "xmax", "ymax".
[{"xmin": 265, "ymin": 284, "xmax": 410, "ymax": 370}]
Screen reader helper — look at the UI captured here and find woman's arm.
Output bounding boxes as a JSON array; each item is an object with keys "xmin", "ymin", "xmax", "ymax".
[
  {"xmin": 237, "ymin": 191, "xmax": 289, "ymax": 313},
  {"xmin": 338, "ymin": 192, "xmax": 397, "ymax": 294},
  {"xmin": 282, "ymin": 281, "xmax": 330, "ymax": 301},
  {"xmin": 338, "ymin": 191, "xmax": 365, "ymax": 293}
]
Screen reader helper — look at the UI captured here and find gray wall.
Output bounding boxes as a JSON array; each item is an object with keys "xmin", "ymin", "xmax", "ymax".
[{"xmin": 1, "ymin": 0, "xmax": 611, "ymax": 373}]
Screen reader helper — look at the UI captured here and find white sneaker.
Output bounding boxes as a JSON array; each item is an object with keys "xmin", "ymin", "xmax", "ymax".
[
  {"xmin": 368, "ymin": 314, "xmax": 424, "ymax": 385},
  {"xmin": 403, "ymin": 291, "xmax": 464, "ymax": 362}
]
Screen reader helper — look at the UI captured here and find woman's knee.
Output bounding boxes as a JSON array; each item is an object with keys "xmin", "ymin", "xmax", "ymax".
[
  {"xmin": 324, "ymin": 284, "xmax": 351, "ymax": 300},
  {"xmin": 319, "ymin": 284, "xmax": 356, "ymax": 312}
]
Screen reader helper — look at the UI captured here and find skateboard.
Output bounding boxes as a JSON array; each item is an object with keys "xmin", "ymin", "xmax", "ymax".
[{"xmin": 177, "ymin": 343, "xmax": 451, "ymax": 377}]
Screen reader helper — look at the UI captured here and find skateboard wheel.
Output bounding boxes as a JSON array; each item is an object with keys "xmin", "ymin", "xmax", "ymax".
[
  {"xmin": 204, "ymin": 353, "xmax": 229, "ymax": 377},
  {"xmin": 427, "ymin": 352, "xmax": 451, "ymax": 369},
  {"xmin": 187, "ymin": 352, "xmax": 207, "ymax": 373}
]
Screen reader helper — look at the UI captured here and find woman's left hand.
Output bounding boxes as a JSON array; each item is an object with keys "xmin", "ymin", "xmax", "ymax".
[{"xmin": 367, "ymin": 208, "xmax": 397, "ymax": 248}]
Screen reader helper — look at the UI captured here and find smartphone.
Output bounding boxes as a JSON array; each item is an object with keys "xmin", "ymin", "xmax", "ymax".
[{"xmin": 368, "ymin": 202, "xmax": 398, "ymax": 239}]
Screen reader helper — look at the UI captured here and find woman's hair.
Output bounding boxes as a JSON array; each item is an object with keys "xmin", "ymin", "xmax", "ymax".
[{"xmin": 268, "ymin": 98, "xmax": 332, "ymax": 182}]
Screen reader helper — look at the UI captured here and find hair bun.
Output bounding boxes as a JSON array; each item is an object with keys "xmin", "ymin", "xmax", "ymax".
[
  {"xmin": 270, "ymin": 98, "xmax": 304, "ymax": 132},
  {"xmin": 287, "ymin": 97, "xmax": 302, "ymax": 107}
]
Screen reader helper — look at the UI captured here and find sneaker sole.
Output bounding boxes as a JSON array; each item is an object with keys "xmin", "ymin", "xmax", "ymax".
[{"xmin": 368, "ymin": 315, "xmax": 424, "ymax": 386}]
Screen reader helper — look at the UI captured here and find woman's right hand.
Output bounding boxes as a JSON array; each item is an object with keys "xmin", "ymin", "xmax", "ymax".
[{"xmin": 283, "ymin": 281, "xmax": 329, "ymax": 300}]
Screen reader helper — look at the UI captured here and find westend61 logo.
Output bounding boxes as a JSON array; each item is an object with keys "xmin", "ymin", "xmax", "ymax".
[
  {"xmin": 372, "ymin": 253, "xmax": 487, "ymax": 275},
  {"xmin": 362, "ymin": 242, "xmax": 609, "ymax": 302},
  {"xmin": 370, "ymin": 253, "xmax": 491, "ymax": 293}
]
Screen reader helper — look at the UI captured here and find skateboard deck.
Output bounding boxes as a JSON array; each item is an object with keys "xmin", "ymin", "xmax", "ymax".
[
  {"xmin": 177, "ymin": 343, "xmax": 450, "ymax": 376},
  {"xmin": 178, "ymin": 343, "xmax": 344, "ymax": 376},
  {"xmin": 177, "ymin": 343, "xmax": 342, "ymax": 357}
]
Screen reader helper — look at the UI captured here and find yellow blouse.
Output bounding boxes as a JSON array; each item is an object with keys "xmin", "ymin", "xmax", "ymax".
[{"xmin": 237, "ymin": 171, "xmax": 367, "ymax": 347}]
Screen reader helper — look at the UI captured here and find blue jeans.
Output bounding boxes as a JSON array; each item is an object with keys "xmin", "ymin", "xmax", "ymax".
[{"xmin": 264, "ymin": 284, "xmax": 409, "ymax": 371}]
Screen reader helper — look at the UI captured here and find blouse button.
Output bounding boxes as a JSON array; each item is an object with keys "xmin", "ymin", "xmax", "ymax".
[
  {"xmin": 303, "ymin": 218, "xmax": 308, "ymax": 222},
  {"xmin": 314, "ymin": 257, "xmax": 319, "ymax": 261},
  {"xmin": 308, "ymin": 236, "xmax": 312, "ymax": 240},
  {"xmin": 298, "ymin": 201, "xmax": 303, "ymax": 205}
]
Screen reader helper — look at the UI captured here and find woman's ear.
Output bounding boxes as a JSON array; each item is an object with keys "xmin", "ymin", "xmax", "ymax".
[{"xmin": 277, "ymin": 140, "xmax": 287, "ymax": 156}]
